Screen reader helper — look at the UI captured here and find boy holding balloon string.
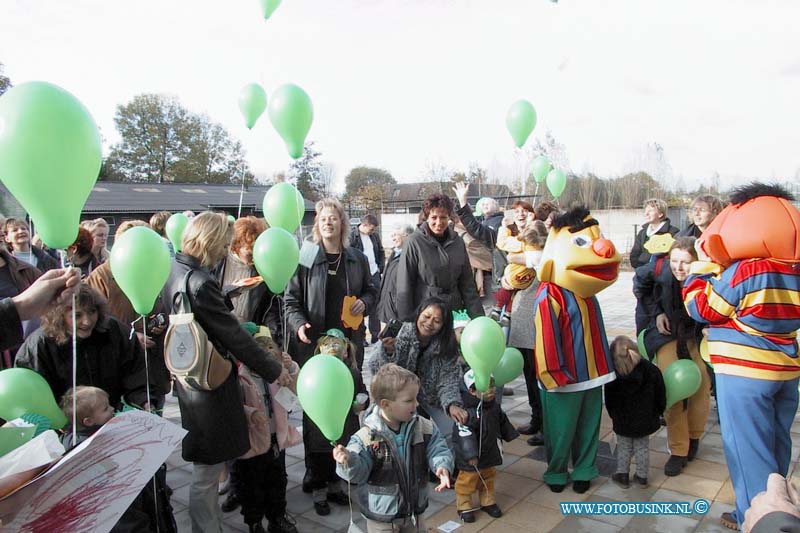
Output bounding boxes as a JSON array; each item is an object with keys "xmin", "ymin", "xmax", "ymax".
[{"xmin": 333, "ymin": 363, "xmax": 453, "ymax": 533}]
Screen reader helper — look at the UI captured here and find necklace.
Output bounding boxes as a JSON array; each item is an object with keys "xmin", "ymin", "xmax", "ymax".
[{"xmin": 327, "ymin": 252, "xmax": 342, "ymax": 276}]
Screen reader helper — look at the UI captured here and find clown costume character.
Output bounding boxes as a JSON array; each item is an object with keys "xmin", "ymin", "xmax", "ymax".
[
  {"xmin": 532, "ymin": 206, "xmax": 621, "ymax": 493},
  {"xmin": 682, "ymin": 183, "xmax": 800, "ymax": 530}
]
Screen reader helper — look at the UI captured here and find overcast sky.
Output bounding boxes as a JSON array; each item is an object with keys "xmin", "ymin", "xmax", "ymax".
[{"xmin": 2, "ymin": 0, "xmax": 799, "ymax": 190}]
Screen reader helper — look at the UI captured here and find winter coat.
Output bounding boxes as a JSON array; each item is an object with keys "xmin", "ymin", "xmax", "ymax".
[
  {"xmin": 633, "ymin": 258, "xmax": 702, "ymax": 359},
  {"xmin": 303, "ymin": 362, "xmax": 367, "ymax": 453},
  {"xmin": 677, "ymin": 223, "xmax": 703, "ymax": 238},
  {"xmin": 452, "ymin": 392, "xmax": 519, "ymax": 470},
  {"xmin": 629, "ymin": 218, "xmax": 679, "ymax": 268},
  {"xmin": 604, "ymin": 358, "xmax": 666, "ymax": 438},
  {"xmin": 377, "ymin": 250, "xmax": 401, "ymax": 323},
  {"xmin": 395, "ymin": 223, "xmax": 483, "ymax": 322},
  {"xmin": 336, "ymin": 405, "xmax": 453, "ymax": 523},
  {"xmin": 349, "ymin": 228, "xmax": 385, "ymax": 274},
  {"xmin": 160, "ymin": 253, "xmax": 284, "ymax": 464},
  {"xmin": 370, "ymin": 322, "xmax": 463, "ymax": 413},
  {"xmin": 0, "ymin": 298, "xmax": 23, "ymax": 351},
  {"xmin": 31, "ymin": 246, "xmax": 59, "ymax": 273},
  {"xmin": 0, "ymin": 248, "xmax": 41, "ymax": 298},
  {"xmin": 455, "ymin": 205, "xmax": 506, "ymax": 286},
  {"xmin": 285, "ymin": 243, "xmax": 378, "ymax": 366},
  {"xmin": 15, "ymin": 316, "xmax": 151, "ymax": 409}
]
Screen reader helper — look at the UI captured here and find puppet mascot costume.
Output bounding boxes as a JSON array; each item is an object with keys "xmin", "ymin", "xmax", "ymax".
[
  {"xmin": 533, "ymin": 206, "xmax": 620, "ymax": 493},
  {"xmin": 682, "ymin": 183, "xmax": 800, "ymax": 530}
]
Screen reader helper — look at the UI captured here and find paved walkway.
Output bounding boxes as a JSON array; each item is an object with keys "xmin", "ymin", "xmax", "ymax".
[{"xmin": 162, "ymin": 272, "xmax": 798, "ymax": 532}]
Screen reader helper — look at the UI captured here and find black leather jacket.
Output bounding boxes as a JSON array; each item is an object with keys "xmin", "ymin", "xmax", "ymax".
[
  {"xmin": 161, "ymin": 253, "xmax": 283, "ymax": 464},
  {"xmin": 285, "ymin": 243, "xmax": 378, "ymax": 366}
]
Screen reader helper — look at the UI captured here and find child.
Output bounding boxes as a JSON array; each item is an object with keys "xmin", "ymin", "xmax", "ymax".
[
  {"xmin": 453, "ymin": 370, "xmax": 519, "ymax": 522},
  {"xmin": 490, "ymin": 220, "xmax": 548, "ymax": 325},
  {"xmin": 305, "ymin": 329, "xmax": 369, "ymax": 516},
  {"xmin": 333, "ymin": 363, "xmax": 453, "ymax": 533},
  {"xmin": 60, "ymin": 385, "xmax": 115, "ymax": 449},
  {"xmin": 229, "ymin": 329, "xmax": 301, "ymax": 533},
  {"xmin": 603, "ymin": 336, "xmax": 666, "ymax": 488},
  {"xmin": 60, "ymin": 386, "xmax": 177, "ymax": 532}
]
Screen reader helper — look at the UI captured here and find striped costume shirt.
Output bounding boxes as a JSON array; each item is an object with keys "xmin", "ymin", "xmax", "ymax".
[
  {"xmin": 683, "ymin": 258, "xmax": 800, "ymax": 381},
  {"xmin": 533, "ymin": 282, "xmax": 616, "ymax": 391}
]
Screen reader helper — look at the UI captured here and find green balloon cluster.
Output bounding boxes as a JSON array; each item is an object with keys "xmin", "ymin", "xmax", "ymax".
[
  {"xmin": 531, "ymin": 156, "xmax": 551, "ymax": 184},
  {"xmin": 258, "ymin": 0, "xmax": 282, "ymax": 19},
  {"xmin": 268, "ymin": 83, "xmax": 314, "ymax": 159},
  {"xmin": 263, "ymin": 182, "xmax": 304, "ymax": 233},
  {"xmin": 663, "ymin": 359, "xmax": 702, "ymax": 409},
  {"xmin": 505, "ymin": 99, "xmax": 537, "ymax": 148},
  {"xmin": 546, "ymin": 169, "xmax": 567, "ymax": 198},
  {"xmin": 238, "ymin": 83, "xmax": 267, "ymax": 130},
  {"xmin": 460, "ymin": 317, "xmax": 506, "ymax": 392},
  {"xmin": 0, "ymin": 368, "xmax": 68, "ymax": 430},
  {"xmin": 296, "ymin": 354, "xmax": 354, "ymax": 442},
  {"xmin": 252, "ymin": 227, "xmax": 299, "ymax": 294},
  {"xmin": 110, "ymin": 226, "xmax": 172, "ymax": 316},
  {"xmin": 0, "ymin": 82, "xmax": 102, "ymax": 250},
  {"xmin": 166, "ymin": 212, "xmax": 189, "ymax": 252}
]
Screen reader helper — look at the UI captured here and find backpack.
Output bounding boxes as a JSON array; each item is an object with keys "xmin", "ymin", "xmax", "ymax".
[{"xmin": 163, "ymin": 271, "xmax": 232, "ymax": 391}]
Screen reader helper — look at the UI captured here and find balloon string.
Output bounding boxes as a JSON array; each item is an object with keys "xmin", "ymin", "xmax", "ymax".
[
  {"xmin": 140, "ymin": 316, "xmax": 159, "ymax": 533},
  {"xmin": 533, "ymin": 182, "xmax": 539, "ymax": 209},
  {"xmin": 237, "ymin": 159, "xmax": 246, "ymax": 219},
  {"xmin": 59, "ymin": 250, "xmax": 78, "ymax": 448}
]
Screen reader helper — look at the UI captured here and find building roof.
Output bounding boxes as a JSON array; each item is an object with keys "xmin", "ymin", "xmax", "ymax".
[
  {"xmin": 383, "ymin": 182, "xmax": 514, "ymax": 204},
  {"xmin": 67, "ymin": 181, "xmax": 315, "ymax": 214}
]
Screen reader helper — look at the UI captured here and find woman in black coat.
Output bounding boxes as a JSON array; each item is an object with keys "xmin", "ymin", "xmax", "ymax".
[
  {"xmin": 629, "ymin": 198, "xmax": 679, "ymax": 268},
  {"xmin": 160, "ymin": 211, "xmax": 291, "ymax": 533},
  {"xmin": 16, "ymin": 283, "xmax": 151, "ymax": 410},
  {"xmin": 395, "ymin": 193, "xmax": 483, "ymax": 321},
  {"xmin": 284, "ymin": 198, "xmax": 378, "ymax": 370}
]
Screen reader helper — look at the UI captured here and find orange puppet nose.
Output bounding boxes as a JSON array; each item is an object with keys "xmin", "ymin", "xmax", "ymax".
[{"xmin": 592, "ymin": 238, "xmax": 616, "ymax": 258}]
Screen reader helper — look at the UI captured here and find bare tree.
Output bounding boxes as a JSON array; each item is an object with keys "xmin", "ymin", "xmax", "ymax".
[{"xmin": 318, "ymin": 162, "xmax": 337, "ymax": 198}]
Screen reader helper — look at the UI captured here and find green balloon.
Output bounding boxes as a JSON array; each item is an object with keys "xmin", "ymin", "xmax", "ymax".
[
  {"xmin": 258, "ymin": 0, "xmax": 282, "ymax": 19},
  {"xmin": 505, "ymin": 99, "xmax": 537, "ymax": 148},
  {"xmin": 460, "ymin": 317, "xmax": 506, "ymax": 392},
  {"xmin": 0, "ymin": 426, "xmax": 36, "ymax": 457},
  {"xmin": 296, "ymin": 354, "xmax": 354, "ymax": 442},
  {"xmin": 110, "ymin": 226, "xmax": 172, "ymax": 316},
  {"xmin": 166, "ymin": 213, "xmax": 189, "ymax": 252},
  {"xmin": 494, "ymin": 347, "xmax": 524, "ymax": 387},
  {"xmin": 268, "ymin": 83, "xmax": 313, "ymax": 159},
  {"xmin": 637, "ymin": 329, "xmax": 649, "ymax": 361},
  {"xmin": 663, "ymin": 359, "xmax": 702, "ymax": 409},
  {"xmin": 263, "ymin": 182, "xmax": 304, "ymax": 233},
  {"xmin": 0, "ymin": 368, "xmax": 68, "ymax": 429},
  {"xmin": 546, "ymin": 169, "xmax": 567, "ymax": 198},
  {"xmin": 252, "ymin": 227, "xmax": 299, "ymax": 294},
  {"xmin": 531, "ymin": 156, "xmax": 551, "ymax": 183},
  {"xmin": 238, "ymin": 83, "xmax": 267, "ymax": 130},
  {"xmin": 0, "ymin": 82, "xmax": 101, "ymax": 250},
  {"xmin": 227, "ymin": 214, "xmax": 236, "ymax": 223}
]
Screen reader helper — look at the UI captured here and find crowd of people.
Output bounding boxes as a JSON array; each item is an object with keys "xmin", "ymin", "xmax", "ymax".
[{"xmin": 1, "ymin": 184, "xmax": 799, "ymax": 533}]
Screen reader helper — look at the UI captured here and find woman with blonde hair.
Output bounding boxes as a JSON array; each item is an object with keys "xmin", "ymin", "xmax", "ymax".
[
  {"xmin": 81, "ymin": 218, "xmax": 110, "ymax": 263},
  {"xmin": 160, "ymin": 211, "xmax": 292, "ymax": 533},
  {"xmin": 285, "ymin": 198, "xmax": 378, "ymax": 504},
  {"xmin": 285, "ymin": 198, "xmax": 378, "ymax": 368},
  {"xmin": 629, "ymin": 198, "xmax": 679, "ymax": 268}
]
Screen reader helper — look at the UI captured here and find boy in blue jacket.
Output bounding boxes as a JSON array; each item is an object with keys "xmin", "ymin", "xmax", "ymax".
[{"xmin": 333, "ymin": 363, "xmax": 453, "ymax": 533}]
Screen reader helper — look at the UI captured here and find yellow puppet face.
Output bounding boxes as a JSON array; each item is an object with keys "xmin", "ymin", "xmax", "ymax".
[{"xmin": 537, "ymin": 211, "xmax": 621, "ymax": 298}]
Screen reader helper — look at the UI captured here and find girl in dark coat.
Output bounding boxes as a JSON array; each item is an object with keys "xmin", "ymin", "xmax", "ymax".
[
  {"xmin": 395, "ymin": 194, "xmax": 483, "ymax": 321},
  {"xmin": 604, "ymin": 336, "xmax": 666, "ymax": 489}
]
